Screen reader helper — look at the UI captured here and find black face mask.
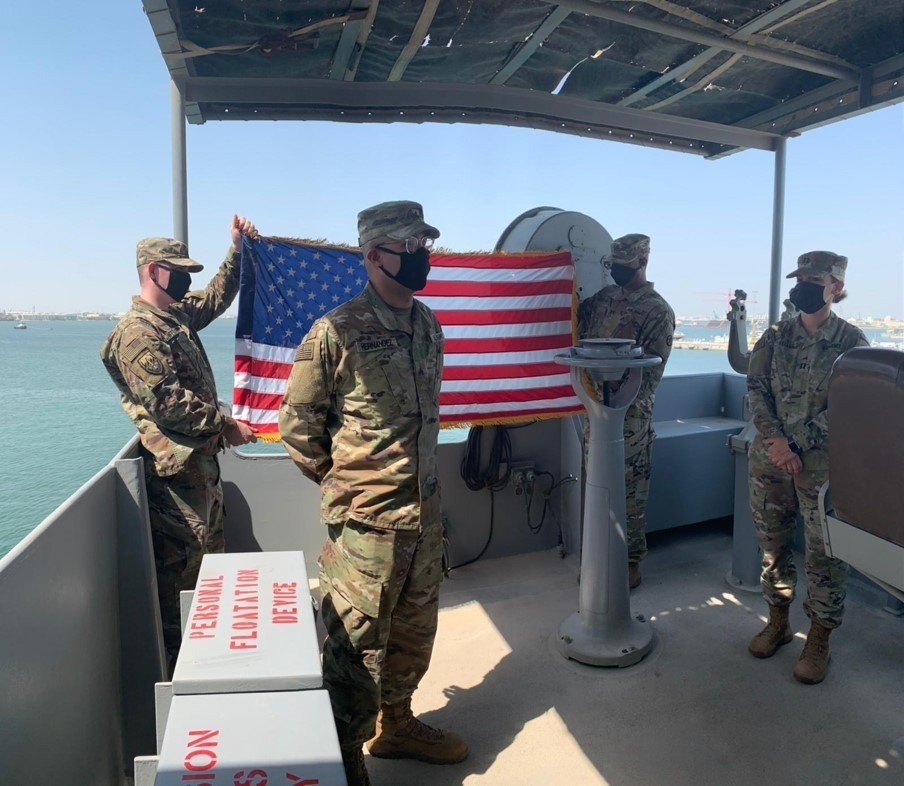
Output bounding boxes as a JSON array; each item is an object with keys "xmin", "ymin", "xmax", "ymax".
[
  {"xmin": 788, "ymin": 281, "xmax": 827, "ymax": 314},
  {"xmin": 154, "ymin": 267, "xmax": 192, "ymax": 301},
  {"xmin": 377, "ymin": 246, "xmax": 431, "ymax": 292},
  {"xmin": 610, "ymin": 263, "xmax": 637, "ymax": 287}
]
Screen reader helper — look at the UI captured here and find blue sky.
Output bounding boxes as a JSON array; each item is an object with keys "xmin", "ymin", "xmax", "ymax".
[{"xmin": 2, "ymin": 2, "xmax": 902, "ymax": 319}]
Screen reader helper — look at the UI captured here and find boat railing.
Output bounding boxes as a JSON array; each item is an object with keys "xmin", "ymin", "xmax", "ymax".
[{"xmin": 0, "ymin": 451, "xmax": 163, "ymax": 785}]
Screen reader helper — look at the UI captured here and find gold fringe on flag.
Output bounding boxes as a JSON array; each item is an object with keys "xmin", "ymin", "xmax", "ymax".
[
  {"xmin": 263, "ymin": 236, "xmax": 362, "ymax": 252},
  {"xmin": 440, "ymin": 409, "xmax": 584, "ymax": 430}
]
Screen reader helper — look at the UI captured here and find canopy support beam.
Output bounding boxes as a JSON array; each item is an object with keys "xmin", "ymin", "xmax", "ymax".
[
  {"xmin": 182, "ymin": 77, "xmax": 781, "ymax": 152},
  {"xmin": 769, "ymin": 136, "xmax": 787, "ymax": 326},
  {"xmin": 618, "ymin": 0, "xmax": 822, "ymax": 107},
  {"xmin": 171, "ymin": 79, "xmax": 188, "ymax": 245},
  {"xmin": 547, "ymin": 0, "xmax": 861, "ymax": 82}
]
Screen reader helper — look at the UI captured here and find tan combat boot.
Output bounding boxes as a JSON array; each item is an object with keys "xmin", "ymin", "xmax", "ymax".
[
  {"xmin": 793, "ymin": 621, "xmax": 832, "ymax": 684},
  {"xmin": 366, "ymin": 697, "xmax": 469, "ymax": 764},
  {"xmin": 629, "ymin": 562, "xmax": 642, "ymax": 590},
  {"xmin": 748, "ymin": 604, "xmax": 793, "ymax": 658},
  {"xmin": 340, "ymin": 745, "xmax": 372, "ymax": 786}
]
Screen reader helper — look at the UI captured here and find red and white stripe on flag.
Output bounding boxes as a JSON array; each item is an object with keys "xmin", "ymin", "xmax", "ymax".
[
  {"xmin": 233, "ymin": 247, "xmax": 582, "ymax": 438},
  {"xmin": 420, "ymin": 251, "xmax": 582, "ymax": 425},
  {"xmin": 233, "ymin": 341, "xmax": 295, "ymax": 438}
]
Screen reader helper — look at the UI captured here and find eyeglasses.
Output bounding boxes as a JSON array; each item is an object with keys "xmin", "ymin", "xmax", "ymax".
[
  {"xmin": 604, "ymin": 260, "xmax": 632, "ymax": 269},
  {"xmin": 395, "ymin": 236, "xmax": 434, "ymax": 253}
]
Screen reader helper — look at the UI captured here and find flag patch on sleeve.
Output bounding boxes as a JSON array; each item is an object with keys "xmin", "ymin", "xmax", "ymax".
[{"xmin": 295, "ymin": 341, "xmax": 315, "ymax": 362}]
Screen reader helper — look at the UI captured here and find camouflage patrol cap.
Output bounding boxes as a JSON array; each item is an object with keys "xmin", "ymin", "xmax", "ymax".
[
  {"xmin": 785, "ymin": 250, "xmax": 847, "ymax": 282},
  {"xmin": 357, "ymin": 200, "xmax": 440, "ymax": 247},
  {"xmin": 136, "ymin": 238, "xmax": 204, "ymax": 272},
  {"xmin": 605, "ymin": 233, "xmax": 651, "ymax": 265}
]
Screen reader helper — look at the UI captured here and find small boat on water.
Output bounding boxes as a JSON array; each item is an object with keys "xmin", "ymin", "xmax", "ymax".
[{"xmin": 13, "ymin": 320, "xmax": 26, "ymax": 329}]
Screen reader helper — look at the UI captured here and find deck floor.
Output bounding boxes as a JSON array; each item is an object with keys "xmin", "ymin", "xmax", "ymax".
[{"xmin": 358, "ymin": 523, "xmax": 904, "ymax": 786}]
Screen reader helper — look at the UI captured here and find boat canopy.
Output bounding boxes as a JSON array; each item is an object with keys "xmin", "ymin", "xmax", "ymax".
[
  {"xmin": 143, "ymin": 0, "xmax": 904, "ymax": 158},
  {"xmin": 142, "ymin": 1, "xmax": 904, "ymax": 321}
]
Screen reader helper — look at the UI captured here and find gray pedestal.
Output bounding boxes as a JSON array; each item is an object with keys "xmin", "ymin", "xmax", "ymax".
[{"xmin": 555, "ymin": 339, "xmax": 660, "ymax": 667}]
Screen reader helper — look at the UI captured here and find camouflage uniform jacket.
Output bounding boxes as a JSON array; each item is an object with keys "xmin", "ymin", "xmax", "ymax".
[
  {"xmin": 100, "ymin": 249, "xmax": 241, "ymax": 477},
  {"xmin": 578, "ymin": 282, "xmax": 675, "ymax": 419},
  {"xmin": 279, "ymin": 284, "xmax": 444, "ymax": 532},
  {"xmin": 747, "ymin": 312, "xmax": 868, "ymax": 469}
]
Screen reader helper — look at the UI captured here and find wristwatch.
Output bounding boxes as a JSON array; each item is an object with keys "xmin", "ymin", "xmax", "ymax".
[{"xmin": 787, "ymin": 437, "xmax": 803, "ymax": 456}]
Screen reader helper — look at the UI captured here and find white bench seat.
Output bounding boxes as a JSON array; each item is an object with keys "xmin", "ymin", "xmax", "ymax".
[{"xmin": 647, "ymin": 417, "xmax": 746, "ymax": 532}]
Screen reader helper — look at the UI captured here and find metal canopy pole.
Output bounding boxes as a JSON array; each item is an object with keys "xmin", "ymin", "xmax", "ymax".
[
  {"xmin": 768, "ymin": 137, "xmax": 787, "ymax": 325},
  {"xmin": 171, "ymin": 80, "xmax": 188, "ymax": 245}
]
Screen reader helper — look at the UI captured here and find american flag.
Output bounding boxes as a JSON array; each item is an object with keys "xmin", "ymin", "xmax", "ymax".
[{"xmin": 233, "ymin": 238, "xmax": 581, "ymax": 438}]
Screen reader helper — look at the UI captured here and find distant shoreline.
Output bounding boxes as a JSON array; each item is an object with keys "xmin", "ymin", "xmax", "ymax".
[
  {"xmin": 2, "ymin": 313, "xmax": 899, "ymax": 327},
  {"xmin": 677, "ymin": 317, "xmax": 904, "ymax": 330},
  {"xmin": 0, "ymin": 314, "xmax": 238, "ymax": 321},
  {"xmin": 1, "ymin": 315, "xmax": 122, "ymax": 321}
]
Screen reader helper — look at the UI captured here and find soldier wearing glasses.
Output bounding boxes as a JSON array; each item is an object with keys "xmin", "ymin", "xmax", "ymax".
[{"xmin": 279, "ymin": 201, "xmax": 467, "ymax": 786}]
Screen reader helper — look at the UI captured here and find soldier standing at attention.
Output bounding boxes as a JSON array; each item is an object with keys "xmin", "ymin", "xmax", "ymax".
[
  {"xmin": 279, "ymin": 201, "xmax": 467, "ymax": 786},
  {"xmin": 746, "ymin": 251, "xmax": 867, "ymax": 684},
  {"xmin": 100, "ymin": 215, "xmax": 259, "ymax": 674},
  {"xmin": 578, "ymin": 233, "xmax": 675, "ymax": 589}
]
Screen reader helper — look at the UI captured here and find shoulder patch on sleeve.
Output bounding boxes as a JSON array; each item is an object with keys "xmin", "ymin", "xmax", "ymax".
[
  {"xmin": 284, "ymin": 338, "xmax": 327, "ymax": 405},
  {"xmin": 123, "ymin": 338, "xmax": 166, "ymax": 383},
  {"xmin": 295, "ymin": 341, "xmax": 315, "ymax": 362}
]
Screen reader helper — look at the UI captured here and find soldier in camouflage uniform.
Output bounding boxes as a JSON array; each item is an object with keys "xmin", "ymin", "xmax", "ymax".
[
  {"xmin": 100, "ymin": 216, "xmax": 259, "ymax": 674},
  {"xmin": 746, "ymin": 250, "xmax": 867, "ymax": 685},
  {"xmin": 578, "ymin": 234, "xmax": 675, "ymax": 590},
  {"xmin": 278, "ymin": 201, "xmax": 467, "ymax": 786}
]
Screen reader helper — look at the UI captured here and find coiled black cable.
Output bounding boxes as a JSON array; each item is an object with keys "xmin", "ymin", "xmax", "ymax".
[
  {"xmin": 452, "ymin": 426, "xmax": 513, "ymax": 569},
  {"xmin": 459, "ymin": 425, "xmax": 512, "ymax": 491},
  {"xmin": 484, "ymin": 426, "xmax": 512, "ymax": 491},
  {"xmin": 460, "ymin": 426, "xmax": 487, "ymax": 491}
]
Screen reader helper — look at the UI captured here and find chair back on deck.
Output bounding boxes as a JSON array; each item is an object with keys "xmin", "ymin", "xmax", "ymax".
[{"xmin": 829, "ymin": 347, "xmax": 904, "ymax": 548}]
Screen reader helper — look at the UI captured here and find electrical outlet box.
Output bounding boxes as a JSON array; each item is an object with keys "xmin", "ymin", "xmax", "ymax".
[{"xmin": 511, "ymin": 462, "xmax": 535, "ymax": 494}]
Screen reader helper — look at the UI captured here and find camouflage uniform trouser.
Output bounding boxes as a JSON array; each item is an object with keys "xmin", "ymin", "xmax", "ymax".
[
  {"xmin": 144, "ymin": 453, "xmax": 224, "ymax": 673},
  {"xmin": 624, "ymin": 415, "xmax": 654, "ymax": 564},
  {"xmin": 319, "ymin": 516, "xmax": 444, "ymax": 750},
  {"xmin": 583, "ymin": 414, "xmax": 654, "ymax": 564},
  {"xmin": 748, "ymin": 447, "xmax": 848, "ymax": 628}
]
